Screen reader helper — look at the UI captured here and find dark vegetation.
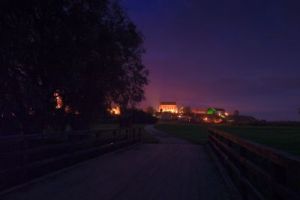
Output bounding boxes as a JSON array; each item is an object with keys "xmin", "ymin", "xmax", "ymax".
[
  {"xmin": 121, "ymin": 109, "xmax": 158, "ymax": 125},
  {"xmin": 0, "ymin": 0, "xmax": 148, "ymax": 135}
]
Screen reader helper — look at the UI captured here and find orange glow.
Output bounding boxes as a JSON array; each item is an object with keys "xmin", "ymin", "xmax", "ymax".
[
  {"xmin": 192, "ymin": 108, "xmax": 206, "ymax": 114},
  {"xmin": 55, "ymin": 96, "xmax": 63, "ymax": 109},
  {"xmin": 109, "ymin": 106, "xmax": 121, "ymax": 116},
  {"xmin": 214, "ymin": 118, "xmax": 223, "ymax": 124},
  {"xmin": 203, "ymin": 117, "xmax": 223, "ymax": 124},
  {"xmin": 54, "ymin": 92, "xmax": 63, "ymax": 109}
]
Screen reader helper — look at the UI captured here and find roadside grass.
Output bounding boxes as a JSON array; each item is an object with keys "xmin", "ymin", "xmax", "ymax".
[
  {"xmin": 215, "ymin": 126, "xmax": 300, "ymax": 156},
  {"xmin": 154, "ymin": 123, "xmax": 300, "ymax": 156},
  {"xmin": 134, "ymin": 124, "xmax": 159, "ymax": 144},
  {"xmin": 155, "ymin": 123, "xmax": 209, "ymax": 144}
]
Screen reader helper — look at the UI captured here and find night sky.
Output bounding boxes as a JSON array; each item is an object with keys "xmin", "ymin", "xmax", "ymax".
[{"xmin": 122, "ymin": 0, "xmax": 300, "ymax": 121}]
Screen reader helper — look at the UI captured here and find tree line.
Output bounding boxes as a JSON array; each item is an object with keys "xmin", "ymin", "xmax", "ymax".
[{"xmin": 0, "ymin": 0, "xmax": 148, "ymax": 134}]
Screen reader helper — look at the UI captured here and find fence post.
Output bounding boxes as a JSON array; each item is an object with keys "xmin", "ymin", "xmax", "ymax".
[
  {"xmin": 21, "ymin": 134, "xmax": 28, "ymax": 182},
  {"xmin": 134, "ymin": 128, "xmax": 137, "ymax": 141},
  {"xmin": 113, "ymin": 130, "xmax": 117, "ymax": 144},
  {"xmin": 209, "ymin": 128, "xmax": 300, "ymax": 200},
  {"xmin": 286, "ymin": 162, "xmax": 300, "ymax": 192},
  {"xmin": 139, "ymin": 127, "xmax": 142, "ymax": 142},
  {"xmin": 125, "ymin": 129, "xmax": 129, "ymax": 140},
  {"xmin": 128, "ymin": 128, "xmax": 131, "ymax": 141}
]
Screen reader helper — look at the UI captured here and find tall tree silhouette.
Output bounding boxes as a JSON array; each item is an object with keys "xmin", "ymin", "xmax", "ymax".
[{"xmin": 0, "ymin": 0, "xmax": 148, "ymax": 133}]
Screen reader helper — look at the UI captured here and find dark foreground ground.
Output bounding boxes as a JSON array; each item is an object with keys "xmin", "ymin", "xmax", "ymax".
[{"xmin": 1, "ymin": 125, "xmax": 236, "ymax": 200}]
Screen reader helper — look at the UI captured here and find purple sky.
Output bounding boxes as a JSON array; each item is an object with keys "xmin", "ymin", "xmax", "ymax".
[{"xmin": 122, "ymin": 0, "xmax": 300, "ymax": 121}]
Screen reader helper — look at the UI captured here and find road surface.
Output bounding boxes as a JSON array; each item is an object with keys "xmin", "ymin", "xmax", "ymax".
[{"xmin": 1, "ymin": 125, "xmax": 235, "ymax": 200}]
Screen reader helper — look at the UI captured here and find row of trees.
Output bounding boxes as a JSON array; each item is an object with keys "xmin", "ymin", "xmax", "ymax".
[{"xmin": 0, "ymin": 0, "xmax": 148, "ymax": 134}]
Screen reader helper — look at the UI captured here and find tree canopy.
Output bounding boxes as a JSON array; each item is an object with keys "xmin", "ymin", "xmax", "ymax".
[{"xmin": 0, "ymin": 0, "xmax": 148, "ymax": 134}]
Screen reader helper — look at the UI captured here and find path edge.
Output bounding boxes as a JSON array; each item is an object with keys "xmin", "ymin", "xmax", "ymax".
[
  {"xmin": 206, "ymin": 144, "xmax": 243, "ymax": 200},
  {"xmin": 0, "ymin": 144, "xmax": 140, "ymax": 198}
]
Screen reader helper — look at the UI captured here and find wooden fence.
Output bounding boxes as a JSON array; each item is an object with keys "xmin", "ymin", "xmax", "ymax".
[
  {"xmin": 0, "ymin": 127, "xmax": 141, "ymax": 191},
  {"xmin": 208, "ymin": 128, "xmax": 300, "ymax": 200}
]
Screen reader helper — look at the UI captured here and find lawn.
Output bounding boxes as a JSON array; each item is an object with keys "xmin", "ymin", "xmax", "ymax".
[
  {"xmin": 155, "ymin": 123, "xmax": 209, "ymax": 144},
  {"xmin": 155, "ymin": 123, "xmax": 300, "ymax": 156},
  {"xmin": 215, "ymin": 126, "xmax": 300, "ymax": 156}
]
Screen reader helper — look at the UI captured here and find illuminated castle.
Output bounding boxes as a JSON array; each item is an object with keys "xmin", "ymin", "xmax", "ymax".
[{"xmin": 158, "ymin": 102, "xmax": 178, "ymax": 113}]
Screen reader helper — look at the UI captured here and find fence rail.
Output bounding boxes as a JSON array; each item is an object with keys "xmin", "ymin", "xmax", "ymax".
[
  {"xmin": 0, "ymin": 127, "xmax": 142, "ymax": 191},
  {"xmin": 208, "ymin": 128, "xmax": 300, "ymax": 200}
]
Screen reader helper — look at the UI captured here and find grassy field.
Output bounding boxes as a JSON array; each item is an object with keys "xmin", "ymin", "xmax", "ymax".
[
  {"xmin": 155, "ymin": 123, "xmax": 209, "ymax": 144},
  {"xmin": 215, "ymin": 126, "xmax": 300, "ymax": 156},
  {"xmin": 155, "ymin": 123, "xmax": 300, "ymax": 156}
]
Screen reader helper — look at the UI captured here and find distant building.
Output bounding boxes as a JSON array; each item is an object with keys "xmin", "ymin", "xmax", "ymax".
[
  {"xmin": 207, "ymin": 108, "xmax": 227, "ymax": 117},
  {"xmin": 192, "ymin": 108, "xmax": 207, "ymax": 115},
  {"xmin": 159, "ymin": 102, "xmax": 178, "ymax": 113},
  {"xmin": 201, "ymin": 107, "xmax": 229, "ymax": 123}
]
